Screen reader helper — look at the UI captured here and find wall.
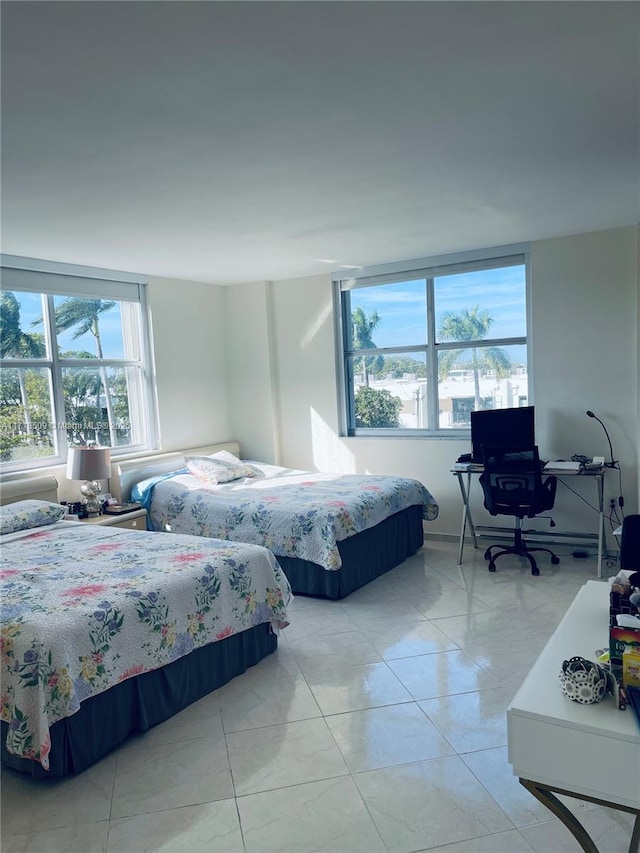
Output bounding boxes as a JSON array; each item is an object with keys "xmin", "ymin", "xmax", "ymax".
[
  {"xmin": 530, "ymin": 227, "xmax": 638, "ymax": 533},
  {"xmin": 147, "ymin": 276, "xmax": 229, "ymax": 451},
  {"xmin": 223, "ymin": 281, "xmax": 279, "ymax": 464},
  {"xmin": 226, "ymin": 225, "xmax": 638, "ymax": 543}
]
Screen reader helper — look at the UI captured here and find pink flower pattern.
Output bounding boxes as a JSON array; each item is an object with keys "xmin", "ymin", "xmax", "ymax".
[{"xmin": 1, "ymin": 524, "xmax": 291, "ymax": 769}]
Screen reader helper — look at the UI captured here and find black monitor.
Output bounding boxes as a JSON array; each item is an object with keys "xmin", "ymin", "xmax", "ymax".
[{"xmin": 470, "ymin": 406, "xmax": 535, "ymax": 463}]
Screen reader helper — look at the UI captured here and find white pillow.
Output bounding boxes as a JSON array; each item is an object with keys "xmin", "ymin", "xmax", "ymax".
[
  {"xmin": 0, "ymin": 500, "xmax": 67, "ymax": 535},
  {"xmin": 185, "ymin": 455, "xmax": 262, "ymax": 484},
  {"xmin": 210, "ymin": 450, "xmax": 242, "ymax": 466}
]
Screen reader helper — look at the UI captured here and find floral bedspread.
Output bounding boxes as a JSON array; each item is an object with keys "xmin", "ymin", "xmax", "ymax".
[
  {"xmin": 137, "ymin": 462, "xmax": 439, "ymax": 570},
  {"xmin": 0, "ymin": 523, "xmax": 291, "ymax": 769}
]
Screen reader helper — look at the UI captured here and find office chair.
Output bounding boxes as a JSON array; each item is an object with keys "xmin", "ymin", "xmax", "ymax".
[
  {"xmin": 479, "ymin": 446, "xmax": 560, "ymax": 576},
  {"xmin": 620, "ymin": 514, "xmax": 640, "ymax": 570}
]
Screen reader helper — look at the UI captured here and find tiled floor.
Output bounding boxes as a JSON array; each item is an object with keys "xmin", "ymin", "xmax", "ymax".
[{"xmin": 2, "ymin": 540, "xmax": 634, "ymax": 852}]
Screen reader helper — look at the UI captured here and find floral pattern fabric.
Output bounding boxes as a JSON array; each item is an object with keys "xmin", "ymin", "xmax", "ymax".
[
  {"xmin": 139, "ymin": 462, "xmax": 439, "ymax": 571},
  {"xmin": 0, "ymin": 523, "xmax": 291, "ymax": 769},
  {"xmin": 0, "ymin": 500, "xmax": 67, "ymax": 535}
]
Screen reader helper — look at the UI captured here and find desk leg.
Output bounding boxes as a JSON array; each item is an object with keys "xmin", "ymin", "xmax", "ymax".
[
  {"xmin": 519, "ymin": 780, "xmax": 599, "ymax": 853},
  {"xmin": 456, "ymin": 472, "xmax": 477, "ymax": 565},
  {"xmin": 520, "ymin": 778, "xmax": 640, "ymax": 853},
  {"xmin": 596, "ymin": 473, "xmax": 604, "ymax": 580},
  {"xmin": 630, "ymin": 814, "xmax": 640, "ymax": 853}
]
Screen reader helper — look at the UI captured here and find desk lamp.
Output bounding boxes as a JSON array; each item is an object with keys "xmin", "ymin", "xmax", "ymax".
[{"xmin": 66, "ymin": 446, "xmax": 112, "ymax": 516}]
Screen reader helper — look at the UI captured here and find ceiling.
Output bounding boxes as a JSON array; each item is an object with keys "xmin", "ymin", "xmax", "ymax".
[{"xmin": 2, "ymin": 1, "xmax": 638, "ymax": 285}]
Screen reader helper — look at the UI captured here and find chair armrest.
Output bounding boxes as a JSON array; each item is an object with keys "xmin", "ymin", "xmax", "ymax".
[{"xmin": 543, "ymin": 474, "xmax": 557, "ymax": 503}]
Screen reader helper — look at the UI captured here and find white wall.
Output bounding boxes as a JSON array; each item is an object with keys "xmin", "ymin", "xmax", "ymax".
[
  {"xmin": 223, "ymin": 281, "xmax": 279, "ymax": 464},
  {"xmin": 147, "ymin": 276, "xmax": 230, "ymax": 451},
  {"xmin": 530, "ymin": 227, "xmax": 638, "ymax": 532},
  {"xmin": 226, "ymin": 225, "xmax": 639, "ymax": 542}
]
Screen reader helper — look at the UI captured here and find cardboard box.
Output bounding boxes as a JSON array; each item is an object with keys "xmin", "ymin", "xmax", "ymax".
[
  {"xmin": 622, "ymin": 649, "xmax": 640, "ymax": 688},
  {"xmin": 610, "ymin": 626, "xmax": 640, "ymax": 678}
]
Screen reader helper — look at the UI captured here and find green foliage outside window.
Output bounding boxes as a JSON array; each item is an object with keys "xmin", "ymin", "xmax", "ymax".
[{"xmin": 355, "ymin": 385, "xmax": 402, "ymax": 428}]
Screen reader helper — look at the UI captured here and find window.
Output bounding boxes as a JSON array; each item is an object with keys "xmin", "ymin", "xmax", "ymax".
[
  {"xmin": 335, "ymin": 248, "xmax": 529, "ymax": 436},
  {"xmin": 0, "ymin": 259, "xmax": 157, "ymax": 469}
]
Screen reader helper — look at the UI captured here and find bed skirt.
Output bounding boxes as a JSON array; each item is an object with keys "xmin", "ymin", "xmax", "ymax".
[
  {"xmin": 1, "ymin": 622, "xmax": 277, "ymax": 778},
  {"xmin": 277, "ymin": 504, "xmax": 424, "ymax": 599}
]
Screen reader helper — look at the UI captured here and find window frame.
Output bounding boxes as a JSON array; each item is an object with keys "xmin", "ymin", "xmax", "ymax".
[
  {"xmin": 333, "ymin": 244, "xmax": 531, "ymax": 438},
  {"xmin": 0, "ymin": 255, "xmax": 158, "ymax": 472}
]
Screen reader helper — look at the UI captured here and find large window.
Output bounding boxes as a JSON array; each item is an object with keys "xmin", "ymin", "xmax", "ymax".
[
  {"xmin": 336, "ymin": 249, "xmax": 529, "ymax": 436},
  {"xmin": 0, "ymin": 260, "xmax": 157, "ymax": 469}
]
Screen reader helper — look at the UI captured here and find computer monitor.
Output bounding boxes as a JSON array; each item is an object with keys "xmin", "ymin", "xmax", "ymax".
[{"xmin": 470, "ymin": 406, "xmax": 535, "ymax": 463}]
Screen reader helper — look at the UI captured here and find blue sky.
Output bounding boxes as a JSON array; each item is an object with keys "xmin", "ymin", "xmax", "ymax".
[
  {"xmin": 350, "ymin": 265, "xmax": 526, "ymax": 349},
  {"xmin": 11, "ymin": 292, "xmax": 125, "ymax": 358}
]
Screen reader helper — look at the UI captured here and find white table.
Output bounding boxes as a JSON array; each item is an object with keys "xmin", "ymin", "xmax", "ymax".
[{"xmin": 508, "ymin": 580, "xmax": 640, "ymax": 852}]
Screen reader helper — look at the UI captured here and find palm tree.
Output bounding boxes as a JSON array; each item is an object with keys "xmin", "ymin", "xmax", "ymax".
[
  {"xmin": 0, "ymin": 292, "xmax": 46, "ymax": 440},
  {"xmin": 351, "ymin": 307, "xmax": 384, "ymax": 385},
  {"xmin": 34, "ymin": 297, "xmax": 118, "ymax": 445},
  {"xmin": 438, "ymin": 306, "xmax": 511, "ymax": 411}
]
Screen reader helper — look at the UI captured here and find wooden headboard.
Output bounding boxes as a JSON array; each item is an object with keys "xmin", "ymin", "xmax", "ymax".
[
  {"xmin": 110, "ymin": 441, "xmax": 240, "ymax": 503},
  {"xmin": 0, "ymin": 475, "xmax": 59, "ymax": 506}
]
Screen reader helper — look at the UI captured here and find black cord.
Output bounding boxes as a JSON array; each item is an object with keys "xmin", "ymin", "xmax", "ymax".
[
  {"xmin": 556, "ymin": 466, "xmax": 624, "ymax": 557},
  {"xmin": 585, "ymin": 410, "xmax": 625, "ymax": 519},
  {"xmin": 608, "ymin": 512, "xmax": 622, "ymax": 552},
  {"xmin": 555, "ymin": 478, "xmax": 599, "ymax": 513},
  {"xmin": 615, "ymin": 463, "xmax": 625, "ymax": 520}
]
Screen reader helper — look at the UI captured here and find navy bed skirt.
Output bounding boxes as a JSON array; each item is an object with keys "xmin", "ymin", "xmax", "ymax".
[
  {"xmin": 1, "ymin": 622, "xmax": 277, "ymax": 778},
  {"xmin": 277, "ymin": 504, "xmax": 424, "ymax": 599}
]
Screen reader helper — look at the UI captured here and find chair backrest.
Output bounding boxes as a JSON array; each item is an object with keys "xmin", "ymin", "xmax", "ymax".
[
  {"xmin": 479, "ymin": 446, "xmax": 556, "ymax": 518},
  {"xmin": 620, "ymin": 514, "xmax": 640, "ymax": 570}
]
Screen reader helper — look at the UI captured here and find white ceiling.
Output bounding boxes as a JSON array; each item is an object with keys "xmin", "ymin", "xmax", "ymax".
[{"xmin": 2, "ymin": 2, "xmax": 638, "ymax": 285}]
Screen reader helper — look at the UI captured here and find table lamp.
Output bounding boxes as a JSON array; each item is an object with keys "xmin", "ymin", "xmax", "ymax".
[{"xmin": 66, "ymin": 446, "xmax": 112, "ymax": 516}]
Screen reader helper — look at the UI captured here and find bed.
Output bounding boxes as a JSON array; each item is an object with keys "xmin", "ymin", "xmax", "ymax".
[
  {"xmin": 112, "ymin": 442, "xmax": 439, "ymax": 599},
  {"xmin": 0, "ymin": 486, "xmax": 291, "ymax": 778}
]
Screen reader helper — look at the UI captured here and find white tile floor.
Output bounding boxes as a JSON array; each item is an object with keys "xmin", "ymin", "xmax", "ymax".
[{"xmin": 2, "ymin": 540, "xmax": 634, "ymax": 853}]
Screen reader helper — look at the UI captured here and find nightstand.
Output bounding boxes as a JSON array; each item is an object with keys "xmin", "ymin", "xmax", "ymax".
[{"xmin": 75, "ymin": 509, "xmax": 148, "ymax": 531}]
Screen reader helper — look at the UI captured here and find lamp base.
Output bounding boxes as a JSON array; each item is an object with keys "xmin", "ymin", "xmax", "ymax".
[{"xmin": 80, "ymin": 480, "xmax": 103, "ymax": 516}]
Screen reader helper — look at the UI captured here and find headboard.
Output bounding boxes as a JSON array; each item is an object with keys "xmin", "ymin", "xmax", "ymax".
[
  {"xmin": 111, "ymin": 441, "xmax": 240, "ymax": 503},
  {"xmin": 0, "ymin": 475, "xmax": 59, "ymax": 506}
]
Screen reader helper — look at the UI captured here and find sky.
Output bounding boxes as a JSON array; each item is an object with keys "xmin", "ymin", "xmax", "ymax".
[
  {"xmin": 9, "ymin": 291, "xmax": 126, "ymax": 358},
  {"xmin": 349, "ymin": 265, "xmax": 526, "ymax": 350}
]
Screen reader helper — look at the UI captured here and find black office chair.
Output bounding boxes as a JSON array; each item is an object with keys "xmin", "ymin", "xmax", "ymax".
[
  {"xmin": 620, "ymin": 514, "xmax": 640, "ymax": 570},
  {"xmin": 479, "ymin": 446, "xmax": 560, "ymax": 576}
]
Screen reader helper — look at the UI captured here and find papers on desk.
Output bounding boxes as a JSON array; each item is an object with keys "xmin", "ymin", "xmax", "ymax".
[{"xmin": 543, "ymin": 460, "xmax": 583, "ymax": 473}]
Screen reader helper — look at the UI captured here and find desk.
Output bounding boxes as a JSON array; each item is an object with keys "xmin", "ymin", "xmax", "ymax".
[
  {"xmin": 507, "ymin": 581, "xmax": 640, "ymax": 853},
  {"xmin": 451, "ymin": 463, "xmax": 607, "ymax": 578}
]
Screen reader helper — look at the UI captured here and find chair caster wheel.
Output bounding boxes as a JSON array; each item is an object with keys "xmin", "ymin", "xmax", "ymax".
[
  {"xmin": 484, "ymin": 549, "xmax": 492, "ymax": 560},
  {"xmin": 488, "ymin": 563, "xmax": 496, "ymax": 572},
  {"xmin": 551, "ymin": 556, "xmax": 560, "ymax": 565},
  {"xmin": 532, "ymin": 567, "xmax": 540, "ymax": 576}
]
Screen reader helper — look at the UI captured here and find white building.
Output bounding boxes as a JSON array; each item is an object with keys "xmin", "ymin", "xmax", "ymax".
[{"xmin": 362, "ymin": 368, "xmax": 529, "ymax": 429}]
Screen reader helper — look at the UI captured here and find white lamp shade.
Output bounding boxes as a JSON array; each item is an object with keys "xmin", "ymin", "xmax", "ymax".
[{"xmin": 66, "ymin": 446, "xmax": 112, "ymax": 481}]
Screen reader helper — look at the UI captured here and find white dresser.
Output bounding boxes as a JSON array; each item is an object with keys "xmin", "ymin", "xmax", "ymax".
[{"xmin": 508, "ymin": 580, "xmax": 640, "ymax": 852}]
